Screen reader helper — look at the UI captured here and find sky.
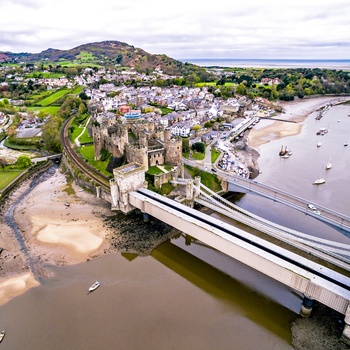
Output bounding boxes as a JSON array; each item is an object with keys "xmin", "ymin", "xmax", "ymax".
[{"xmin": 1, "ymin": 0, "xmax": 350, "ymax": 60}]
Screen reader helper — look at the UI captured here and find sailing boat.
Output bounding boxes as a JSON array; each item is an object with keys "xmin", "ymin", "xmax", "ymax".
[
  {"xmin": 314, "ymin": 166, "xmax": 326, "ymax": 185},
  {"xmin": 326, "ymin": 156, "xmax": 332, "ymax": 170},
  {"xmin": 314, "ymin": 177, "xmax": 326, "ymax": 185}
]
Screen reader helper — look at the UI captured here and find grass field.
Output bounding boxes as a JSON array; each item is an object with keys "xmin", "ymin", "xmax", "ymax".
[
  {"xmin": 36, "ymin": 89, "xmax": 71, "ymax": 106},
  {"xmin": 26, "ymin": 72, "xmax": 65, "ymax": 79},
  {"xmin": 78, "ymin": 145, "xmax": 111, "ymax": 176},
  {"xmin": 71, "ymin": 86, "xmax": 83, "ymax": 94},
  {"xmin": 0, "ymin": 170, "xmax": 25, "ymax": 190},
  {"xmin": 27, "ymin": 106, "xmax": 60, "ymax": 115}
]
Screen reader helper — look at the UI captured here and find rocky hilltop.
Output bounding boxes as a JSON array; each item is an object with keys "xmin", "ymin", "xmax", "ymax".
[{"xmin": 0, "ymin": 40, "xmax": 207, "ymax": 77}]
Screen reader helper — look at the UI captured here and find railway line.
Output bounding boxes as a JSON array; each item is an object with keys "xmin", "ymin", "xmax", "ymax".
[{"xmin": 60, "ymin": 117, "xmax": 110, "ymax": 191}]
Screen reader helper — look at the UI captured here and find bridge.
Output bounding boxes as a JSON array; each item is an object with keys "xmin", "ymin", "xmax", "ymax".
[
  {"xmin": 129, "ymin": 186, "xmax": 350, "ymax": 341},
  {"xmin": 227, "ymin": 175, "xmax": 350, "ymax": 233},
  {"xmin": 59, "ymin": 119, "xmax": 350, "ymax": 342}
]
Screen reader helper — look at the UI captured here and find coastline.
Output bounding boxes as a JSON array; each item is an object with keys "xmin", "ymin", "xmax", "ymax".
[
  {"xmin": 248, "ymin": 96, "xmax": 349, "ymax": 149},
  {"xmin": 1, "ymin": 96, "xmax": 348, "ymax": 305},
  {"xmin": 0, "ymin": 170, "xmax": 113, "ymax": 305},
  {"xmin": 1, "ymin": 95, "xmax": 350, "ymax": 349}
]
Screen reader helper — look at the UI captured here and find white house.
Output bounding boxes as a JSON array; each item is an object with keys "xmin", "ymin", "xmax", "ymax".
[{"xmin": 171, "ymin": 122, "xmax": 191, "ymax": 137}]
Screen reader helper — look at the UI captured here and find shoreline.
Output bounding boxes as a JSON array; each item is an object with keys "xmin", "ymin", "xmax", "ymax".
[
  {"xmin": 1, "ymin": 95, "xmax": 350, "ymax": 349},
  {"xmin": 248, "ymin": 96, "xmax": 349, "ymax": 150},
  {"xmin": 1, "ymin": 96, "xmax": 348, "ymax": 305}
]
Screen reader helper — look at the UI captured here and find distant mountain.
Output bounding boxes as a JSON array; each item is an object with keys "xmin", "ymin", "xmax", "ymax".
[{"xmin": 0, "ymin": 40, "xmax": 207, "ymax": 77}]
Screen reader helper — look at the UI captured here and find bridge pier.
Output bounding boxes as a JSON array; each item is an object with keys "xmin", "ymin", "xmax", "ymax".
[
  {"xmin": 96, "ymin": 186, "xmax": 101, "ymax": 198},
  {"xmin": 341, "ymin": 303, "xmax": 350, "ymax": 345},
  {"xmin": 300, "ymin": 295, "xmax": 315, "ymax": 318},
  {"xmin": 142, "ymin": 212, "xmax": 150, "ymax": 223}
]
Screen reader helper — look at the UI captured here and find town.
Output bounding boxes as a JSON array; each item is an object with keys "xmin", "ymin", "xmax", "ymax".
[{"xmin": 0, "ymin": 61, "xmax": 280, "ymax": 185}]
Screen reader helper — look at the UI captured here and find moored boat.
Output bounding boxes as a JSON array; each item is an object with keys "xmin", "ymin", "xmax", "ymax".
[
  {"xmin": 314, "ymin": 178, "xmax": 326, "ymax": 185},
  {"xmin": 88, "ymin": 281, "xmax": 100, "ymax": 293},
  {"xmin": 0, "ymin": 330, "xmax": 5, "ymax": 343},
  {"xmin": 326, "ymin": 156, "xmax": 332, "ymax": 170}
]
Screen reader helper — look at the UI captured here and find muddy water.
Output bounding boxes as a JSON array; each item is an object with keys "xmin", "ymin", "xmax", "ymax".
[{"xmin": 0, "ymin": 233, "xmax": 296, "ymax": 350}]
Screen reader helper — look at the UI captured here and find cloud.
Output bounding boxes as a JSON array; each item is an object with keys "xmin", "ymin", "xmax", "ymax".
[{"xmin": 0, "ymin": 0, "xmax": 350, "ymax": 59}]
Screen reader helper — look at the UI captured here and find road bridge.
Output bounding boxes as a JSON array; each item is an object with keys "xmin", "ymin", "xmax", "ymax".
[
  {"xmin": 227, "ymin": 175, "xmax": 350, "ymax": 233},
  {"xmin": 171, "ymin": 177, "xmax": 350, "ymax": 269},
  {"xmin": 129, "ymin": 187, "xmax": 350, "ymax": 340}
]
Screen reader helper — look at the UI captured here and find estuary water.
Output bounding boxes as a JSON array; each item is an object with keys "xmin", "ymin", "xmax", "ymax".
[
  {"xmin": 179, "ymin": 58, "xmax": 350, "ymax": 70},
  {"xmin": 1, "ymin": 104, "xmax": 350, "ymax": 349}
]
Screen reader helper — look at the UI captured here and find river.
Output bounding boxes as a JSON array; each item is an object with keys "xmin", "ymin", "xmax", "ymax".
[{"xmin": 1, "ymin": 104, "xmax": 350, "ymax": 349}]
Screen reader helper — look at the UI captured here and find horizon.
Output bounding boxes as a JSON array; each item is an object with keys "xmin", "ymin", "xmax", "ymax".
[{"xmin": 1, "ymin": 1, "xmax": 350, "ymax": 60}]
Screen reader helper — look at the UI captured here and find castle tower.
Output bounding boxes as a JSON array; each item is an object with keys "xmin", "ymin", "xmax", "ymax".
[{"xmin": 164, "ymin": 128, "xmax": 182, "ymax": 166}]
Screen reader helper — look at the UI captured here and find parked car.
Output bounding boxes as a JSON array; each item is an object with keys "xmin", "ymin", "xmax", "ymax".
[{"xmin": 307, "ymin": 204, "xmax": 317, "ymax": 210}]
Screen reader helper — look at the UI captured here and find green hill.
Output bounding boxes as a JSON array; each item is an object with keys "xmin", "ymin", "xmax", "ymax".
[{"xmin": 0, "ymin": 40, "xmax": 209, "ymax": 77}]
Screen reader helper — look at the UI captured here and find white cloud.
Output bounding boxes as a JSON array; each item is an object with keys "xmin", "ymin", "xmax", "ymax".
[{"xmin": 0, "ymin": 0, "xmax": 350, "ymax": 59}]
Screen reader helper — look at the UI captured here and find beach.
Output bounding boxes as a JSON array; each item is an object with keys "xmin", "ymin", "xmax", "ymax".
[
  {"xmin": 248, "ymin": 96, "xmax": 349, "ymax": 149},
  {"xmin": 0, "ymin": 95, "xmax": 349, "ymax": 306},
  {"xmin": 0, "ymin": 170, "xmax": 113, "ymax": 305}
]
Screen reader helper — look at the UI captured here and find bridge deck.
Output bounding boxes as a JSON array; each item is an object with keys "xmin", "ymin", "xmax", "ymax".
[
  {"xmin": 129, "ymin": 188, "xmax": 350, "ymax": 315},
  {"xmin": 228, "ymin": 176, "xmax": 350, "ymax": 232}
]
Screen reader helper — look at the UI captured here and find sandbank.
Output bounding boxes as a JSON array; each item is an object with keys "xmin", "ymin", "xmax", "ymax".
[
  {"xmin": 248, "ymin": 96, "xmax": 350, "ymax": 149},
  {"xmin": 0, "ymin": 168, "xmax": 112, "ymax": 304},
  {"xmin": 0, "ymin": 272, "xmax": 39, "ymax": 306}
]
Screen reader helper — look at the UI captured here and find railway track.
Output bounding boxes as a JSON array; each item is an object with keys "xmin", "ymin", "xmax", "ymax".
[{"xmin": 60, "ymin": 117, "xmax": 111, "ymax": 191}]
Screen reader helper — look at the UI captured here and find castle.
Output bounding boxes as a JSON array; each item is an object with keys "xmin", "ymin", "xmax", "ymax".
[{"xmin": 91, "ymin": 116, "xmax": 183, "ymax": 170}]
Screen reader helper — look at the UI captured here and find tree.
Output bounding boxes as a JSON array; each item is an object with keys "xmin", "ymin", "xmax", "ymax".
[
  {"xmin": 192, "ymin": 142, "xmax": 205, "ymax": 153},
  {"xmin": 182, "ymin": 138, "xmax": 190, "ymax": 153},
  {"xmin": 16, "ymin": 155, "xmax": 32, "ymax": 168},
  {"xmin": 235, "ymin": 83, "xmax": 247, "ymax": 96},
  {"xmin": 0, "ymin": 158, "xmax": 7, "ymax": 171}
]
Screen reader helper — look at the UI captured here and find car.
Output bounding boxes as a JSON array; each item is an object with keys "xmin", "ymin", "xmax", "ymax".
[
  {"xmin": 313, "ymin": 210, "xmax": 321, "ymax": 215},
  {"xmin": 307, "ymin": 204, "xmax": 317, "ymax": 210},
  {"xmin": 211, "ymin": 168, "xmax": 217, "ymax": 172}
]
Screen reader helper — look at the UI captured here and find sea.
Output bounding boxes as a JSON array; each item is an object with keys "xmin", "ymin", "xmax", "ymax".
[
  {"xmin": 179, "ymin": 58, "xmax": 350, "ymax": 70},
  {"xmin": 1, "ymin": 64, "xmax": 350, "ymax": 349}
]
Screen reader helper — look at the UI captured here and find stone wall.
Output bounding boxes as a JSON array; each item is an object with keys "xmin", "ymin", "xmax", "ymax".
[
  {"xmin": 154, "ymin": 165, "xmax": 183, "ymax": 189},
  {"xmin": 111, "ymin": 162, "xmax": 146, "ymax": 213}
]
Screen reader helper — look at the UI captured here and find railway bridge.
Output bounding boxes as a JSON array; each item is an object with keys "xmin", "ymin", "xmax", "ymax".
[{"xmin": 60, "ymin": 118, "xmax": 350, "ymax": 343}]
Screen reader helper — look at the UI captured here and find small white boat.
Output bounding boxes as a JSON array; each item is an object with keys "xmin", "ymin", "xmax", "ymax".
[
  {"xmin": 0, "ymin": 330, "xmax": 5, "ymax": 343},
  {"xmin": 317, "ymin": 142, "xmax": 321, "ymax": 148},
  {"xmin": 88, "ymin": 281, "xmax": 100, "ymax": 293},
  {"xmin": 326, "ymin": 156, "xmax": 332, "ymax": 170},
  {"xmin": 314, "ymin": 178, "xmax": 326, "ymax": 185}
]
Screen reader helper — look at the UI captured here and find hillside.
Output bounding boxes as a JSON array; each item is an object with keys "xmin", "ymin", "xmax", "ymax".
[{"xmin": 0, "ymin": 40, "xmax": 207, "ymax": 77}]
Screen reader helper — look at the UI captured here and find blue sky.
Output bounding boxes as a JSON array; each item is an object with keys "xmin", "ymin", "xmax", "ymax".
[{"xmin": 1, "ymin": 0, "xmax": 349, "ymax": 59}]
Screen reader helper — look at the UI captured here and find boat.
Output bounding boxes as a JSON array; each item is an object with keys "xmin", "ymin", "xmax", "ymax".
[
  {"xmin": 345, "ymin": 142, "xmax": 348, "ymax": 147},
  {"xmin": 88, "ymin": 281, "xmax": 100, "ymax": 293},
  {"xmin": 279, "ymin": 145, "xmax": 292, "ymax": 157},
  {"xmin": 326, "ymin": 156, "xmax": 332, "ymax": 170},
  {"xmin": 314, "ymin": 177, "xmax": 326, "ymax": 185},
  {"xmin": 0, "ymin": 330, "xmax": 5, "ymax": 343},
  {"xmin": 317, "ymin": 142, "xmax": 322, "ymax": 148}
]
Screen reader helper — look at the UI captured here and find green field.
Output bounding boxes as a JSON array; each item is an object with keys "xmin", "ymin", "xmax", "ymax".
[
  {"xmin": 36, "ymin": 89, "xmax": 71, "ymax": 106},
  {"xmin": 0, "ymin": 170, "xmax": 25, "ymax": 190},
  {"xmin": 71, "ymin": 86, "xmax": 83, "ymax": 94},
  {"xmin": 78, "ymin": 145, "xmax": 111, "ymax": 176},
  {"xmin": 26, "ymin": 72, "xmax": 65, "ymax": 79},
  {"xmin": 27, "ymin": 106, "xmax": 60, "ymax": 115}
]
